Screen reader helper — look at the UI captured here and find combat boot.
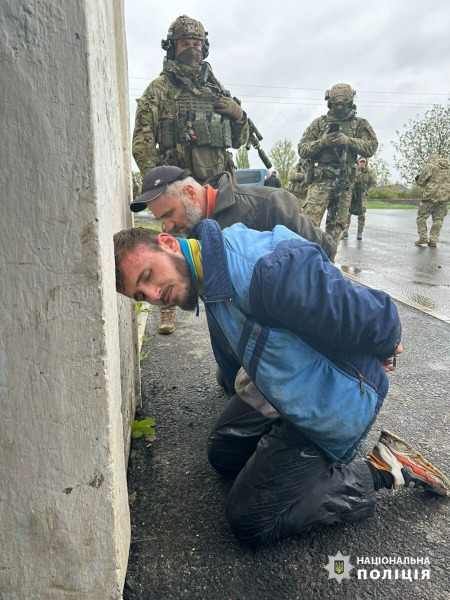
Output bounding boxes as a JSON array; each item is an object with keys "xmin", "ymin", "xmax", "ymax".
[
  {"xmin": 341, "ymin": 230, "xmax": 349, "ymax": 240},
  {"xmin": 158, "ymin": 306, "xmax": 176, "ymax": 334},
  {"xmin": 414, "ymin": 237, "xmax": 428, "ymax": 246},
  {"xmin": 428, "ymin": 240, "xmax": 437, "ymax": 247},
  {"xmin": 356, "ymin": 229, "xmax": 363, "ymax": 240}
]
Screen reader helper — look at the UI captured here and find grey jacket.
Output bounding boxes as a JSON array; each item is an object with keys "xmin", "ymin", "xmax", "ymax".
[{"xmin": 205, "ymin": 172, "xmax": 337, "ymax": 261}]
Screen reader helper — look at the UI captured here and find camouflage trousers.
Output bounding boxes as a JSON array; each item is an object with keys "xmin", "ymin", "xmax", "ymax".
[
  {"xmin": 302, "ymin": 179, "xmax": 353, "ymax": 243},
  {"xmin": 344, "ymin": 213, "xmax": 365, "ymax": 232},
  {"xmin": 291, "ymin": 191, "xmax": 308, "ymax": 212},
  {"xmin": 344, "ymin": 196, "xmax": 368, "ymax": 233},
  {"xmin": 416, "ymin": 200, "xmax": 448, "ymax": 242}
]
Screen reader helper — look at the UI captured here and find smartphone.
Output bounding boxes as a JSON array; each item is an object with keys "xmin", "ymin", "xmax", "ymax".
[{"xmin": 328, "ymin": 122, "xmax": 340, "ymax": 134}]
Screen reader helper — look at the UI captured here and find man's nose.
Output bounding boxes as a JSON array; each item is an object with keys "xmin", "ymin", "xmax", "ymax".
[{"xmin": 142, "ymin": 284, "xmax": 161, "ymax": 305}]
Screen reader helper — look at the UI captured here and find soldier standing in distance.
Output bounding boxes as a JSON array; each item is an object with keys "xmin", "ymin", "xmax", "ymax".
[
  {"xmin": 132, "ymin": 15, "xmax": 249, "ymax": 334},
  {"xmin": 414, "ymin": 153, "xmax": 450, "ymax": 247},
  {"xmin": 298, "ymin": 83, "xmax": 378, "ymax": 243},
  {"xmin": 342, "ymin": 157, "xmax": 377, "ymax": 240}
]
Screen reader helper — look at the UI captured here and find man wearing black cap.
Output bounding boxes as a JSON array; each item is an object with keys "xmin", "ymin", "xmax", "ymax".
[{"xmin": 130, "ymin": 166, "xmax": 336, "ymax": 258}]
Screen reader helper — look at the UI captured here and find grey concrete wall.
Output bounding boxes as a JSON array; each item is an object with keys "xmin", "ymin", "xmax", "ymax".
[{"xmin": 0, "ymin": 1, "xmax": 138, "ymax": 598}]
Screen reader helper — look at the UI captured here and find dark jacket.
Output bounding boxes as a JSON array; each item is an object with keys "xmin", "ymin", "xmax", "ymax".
[
  {"xmin": 264, "ymin": 174, "xmax": 281, "ymax": 188},
  {"xmin": 194, "ymin": 220, "xmax": 401, "ymax": 462},
  {"xmin": 205, "ymin": 172, "xmax": 337, "ymax": 261}
]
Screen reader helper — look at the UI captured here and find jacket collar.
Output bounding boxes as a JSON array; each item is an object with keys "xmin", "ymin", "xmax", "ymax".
[
  {"xmin": 203, "ymin": 172, "xmax": 236, "ymax": 213},
  {"xmin": 190, "ymin": 220, "xmax": 234, "ymax": 302}
]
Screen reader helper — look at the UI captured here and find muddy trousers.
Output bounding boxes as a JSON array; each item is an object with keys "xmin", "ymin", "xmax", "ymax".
[{"xmin": 207, "ymin": 394, "xmax": 376, "ymax": 546}]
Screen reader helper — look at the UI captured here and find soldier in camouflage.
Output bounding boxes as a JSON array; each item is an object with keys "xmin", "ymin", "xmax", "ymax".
[
  {"xmin": 342, "ymin": 157, "xmax": 377, "ymax": 240},
  {"xmin": 288, "ymin": 159, "xmax": 309, "ymax": 210},
  {"xmin": 132, "ymin": 15, "xmax": 249, "ymax": 334},
  {"xmin": 298, "ymin": 83, "xmax": 378, "ymax": 243},
  {"xmin": 132, "ymin": 15, "xmax": 249, "ymax": 182},
  {"xmin": 414, "ymin": 154, "xmax": 450, "ymax": 247}
]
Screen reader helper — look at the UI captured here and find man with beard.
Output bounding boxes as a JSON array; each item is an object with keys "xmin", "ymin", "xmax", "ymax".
[
  {"xmin": 113, "ymin": 222, "xmax": 450, "ymax": 546},
  {"xmin": 130, "ymin": 164, "xmax": 337, "ymax": 394},
  {"xmin": 132, "ymin": 15, "xmax": 249, "ymax": 334},
  {"xmin": 298, "ymin": 83, "xmax": 378, "ymax": 243}
]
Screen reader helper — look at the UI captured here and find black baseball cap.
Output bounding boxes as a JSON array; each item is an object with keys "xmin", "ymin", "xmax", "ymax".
[{"xmin": 129, "ymin": 166, "xmax": 191, "ymax": 212}]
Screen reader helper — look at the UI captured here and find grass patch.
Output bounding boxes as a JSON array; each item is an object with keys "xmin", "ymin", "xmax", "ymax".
[
  {"xmin": 366, "ymin": 201, "xmax": 417, "ymax": 210},
  {"xmin": 133, "ymin": 221, "xmax": 162, "ymax": 231}
]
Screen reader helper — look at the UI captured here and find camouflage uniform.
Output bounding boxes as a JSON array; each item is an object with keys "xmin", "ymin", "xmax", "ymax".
[
  {"xmin": 415, "ymin": 156, "xmax": 450, "ymax": 245},
  {"xmin": 288, "ymin": 160, "xmax": 309, "ymax": 210},
  {"xmin": 298, "ymin": 84, "xmax": 378, "ymax": 243},
  {"xmin": 133, "ymin": 15, "xmax": 249, "ymax": 335},
  {"xmin": 344, "ymin": 164, "xmax": 377, "ymax": 236},
  {"xmin": 132, "ymin": 16, "xmax": 249, "ymax": 182}
]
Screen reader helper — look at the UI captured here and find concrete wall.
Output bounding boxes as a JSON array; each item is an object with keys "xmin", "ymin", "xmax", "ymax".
[{"xmin": 0, "ymin": 1, "xmax": 138, "ymax": 598}]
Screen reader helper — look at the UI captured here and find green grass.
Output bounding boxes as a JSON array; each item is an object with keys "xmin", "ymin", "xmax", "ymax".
[
  {"xmin": 133, "ymin": 221, "xmax": 162, "ymax": 231},
  {"xmin": 366, "ymin": 201, "xmax": 417, "ymax": 210}
]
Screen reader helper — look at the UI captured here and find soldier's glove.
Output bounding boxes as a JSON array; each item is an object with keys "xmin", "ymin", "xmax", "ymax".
[
  {"xmin": 214, "ymin": 96, "xmax": 244, "ymax": 122},
  {"xmin": 318, "ymin": 133, "xmax": 336, "ymax": 148},
  {"xmin": 332, "ymin": 133, "xmax": 351, "ymax": 146}
]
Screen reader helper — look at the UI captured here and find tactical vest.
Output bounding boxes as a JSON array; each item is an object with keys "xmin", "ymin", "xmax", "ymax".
[
  {"xmin": 315, "ymin": 115, "xmax": 361, "ymax": 168},
  {"xmin": 158, "ymin": 77, "xmax": 233, "ymax": 181}
]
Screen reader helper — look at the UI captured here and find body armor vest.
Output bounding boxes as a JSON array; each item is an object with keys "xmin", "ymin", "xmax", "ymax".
[
  {"xmin": 316, "ymin": 115, "xmax": 360, "ymax": 168},
  {"xmin": 158, "ymin": 71, "xmax": 233, "ymax": 181}
]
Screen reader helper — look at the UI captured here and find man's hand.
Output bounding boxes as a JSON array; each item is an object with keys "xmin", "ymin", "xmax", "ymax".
[
  {"xmin": 381, "ymin": 343, "xmax": 403, "ymax": 373},
  {"xmin": 318, "ymin": 133, "xmax": 336, "ymax": 148},
  {"xmin": 331, "ymin": 133, "xmax": 351, "ymax": 146},
  {"xmin": 214, "ymin": 96, "xmax": 244, "ymax": 122}
]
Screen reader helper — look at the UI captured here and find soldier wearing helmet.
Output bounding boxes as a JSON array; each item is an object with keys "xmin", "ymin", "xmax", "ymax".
[
  {"xmin": 298, "ymin": 83, "xmax": 378, "ymax": 243},
  {"xmin": 132, "ymin": 15, "xmax": 249, "ymax": 184},
  {"xmin": 132, "ymin": 15, "xmax": 249, "ymax": 335}
]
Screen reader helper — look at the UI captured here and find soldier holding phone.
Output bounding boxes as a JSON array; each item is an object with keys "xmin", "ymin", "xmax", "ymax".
[{"xmin": 298, "ymin": 83, "xmax": 378, "ymax": 243}]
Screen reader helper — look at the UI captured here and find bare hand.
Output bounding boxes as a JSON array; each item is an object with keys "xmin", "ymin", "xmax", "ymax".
[{"xmin": 382, "ymin": 343, "xmax": 403, "ymax": 372}]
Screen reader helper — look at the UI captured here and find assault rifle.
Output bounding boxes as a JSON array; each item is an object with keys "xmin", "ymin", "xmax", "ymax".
[
  {"xmin": 198, "ymin": 63, "xmax": 272, "ymax": 169},
  {"xmin": 328, "ymin": 146, "xmax": 349, "ymax": 220}
]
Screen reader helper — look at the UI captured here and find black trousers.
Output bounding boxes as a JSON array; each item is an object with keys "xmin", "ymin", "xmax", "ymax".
[{"xmin": 207, "ymin": 394, "xmax": 376, "ymax": 546}]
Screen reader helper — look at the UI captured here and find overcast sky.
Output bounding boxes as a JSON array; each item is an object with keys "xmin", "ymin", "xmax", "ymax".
[{"xmin": 124, "ymin": 0, "xmax": 450, "ymax": 183}]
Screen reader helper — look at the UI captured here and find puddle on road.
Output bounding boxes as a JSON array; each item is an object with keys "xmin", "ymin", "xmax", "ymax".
[{"xmin": 339, "ymin": 264, "xmax": 449, "ymax": 318}]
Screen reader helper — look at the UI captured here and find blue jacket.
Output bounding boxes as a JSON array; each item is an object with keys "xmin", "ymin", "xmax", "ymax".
[{"xmin": 193, "ymin": 220, "xmax": 401, "ymax": 463}]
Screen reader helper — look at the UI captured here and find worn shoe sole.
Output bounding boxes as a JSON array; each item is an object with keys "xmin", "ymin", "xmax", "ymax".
[{"xmin": 379, "ymin": 430, "xmax": 450, "ymax": 496}]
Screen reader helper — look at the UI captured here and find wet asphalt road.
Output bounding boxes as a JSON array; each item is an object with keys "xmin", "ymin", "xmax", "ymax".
[
  {"xmin": 125, "ymin": 209, "xmax": 450, "ymax": 600},
  {"xmin": 335, "ymin": 209, "xmax": 450, "ymax": 322}
]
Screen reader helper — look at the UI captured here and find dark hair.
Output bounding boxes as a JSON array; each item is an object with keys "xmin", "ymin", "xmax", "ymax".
[{"xmin": 113, "ymin": 227, "xmax": 161, "ymax": 293}]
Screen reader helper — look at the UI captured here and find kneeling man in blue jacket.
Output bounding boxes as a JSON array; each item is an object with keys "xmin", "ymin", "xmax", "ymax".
[{"xmin": 114, "ymin": 220, "xmax": 450, "ymax": 546}]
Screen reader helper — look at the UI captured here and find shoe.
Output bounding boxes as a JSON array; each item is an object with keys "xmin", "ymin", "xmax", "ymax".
[
  {"xmin": 158, "ymin": 306, "xmax": 176, "ymax": 334},
  {"xmin": 367, "ymin": 429, "xmax": 450, "ymax": 495},
  {"xmin": 356, "ymin": 230, "xmax": 363, "ymax": 240},
  {"xmin": 428, "ymin": 240, "xmax": 437, "ymax": 247},
  {"xmin": 341, "ymin": 231, "xmax": 349, "ymax": 240},
  {"xmin": 414, "ymin": 238, "xmax": 428, "ymax": 246}
]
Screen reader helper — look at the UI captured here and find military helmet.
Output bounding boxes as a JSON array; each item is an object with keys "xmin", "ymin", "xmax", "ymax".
[
  {"xmin": 325, "ymin": 83, "xmax": 356, "ymax": 108},
  {"xmin": 161, "ymin": 15, "xmax": 210, "ymax": 59}
]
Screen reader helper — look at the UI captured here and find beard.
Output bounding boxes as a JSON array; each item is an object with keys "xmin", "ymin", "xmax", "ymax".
[
  {"xmin": 167, "ymin": 254, "xmax": 199, "ymax": 311},
  {"xmin": 169, "ymin": 200, "xmax": 204, "ymax": 236}
]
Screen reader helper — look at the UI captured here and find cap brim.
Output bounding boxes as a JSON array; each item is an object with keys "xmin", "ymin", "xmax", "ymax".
[{"xmin": 129, "ymin": 185, "xmax": 167, "ymax": 213}]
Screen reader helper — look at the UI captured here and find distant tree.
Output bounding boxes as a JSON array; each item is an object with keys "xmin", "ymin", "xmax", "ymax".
[
  {"xmin": 392, "ymin": 101, "xmax": 450, "ymax": 185},
  {"xmin": 235, "ymin": 146, "xmax": 250, "ymax": 169},
  {"xmin": 269, "ymin": 138, "xmax": 297, "ymax": 188},
  {"xmin": 368, "ymin": 146, "xmax": 391, "ymax": 187}
]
